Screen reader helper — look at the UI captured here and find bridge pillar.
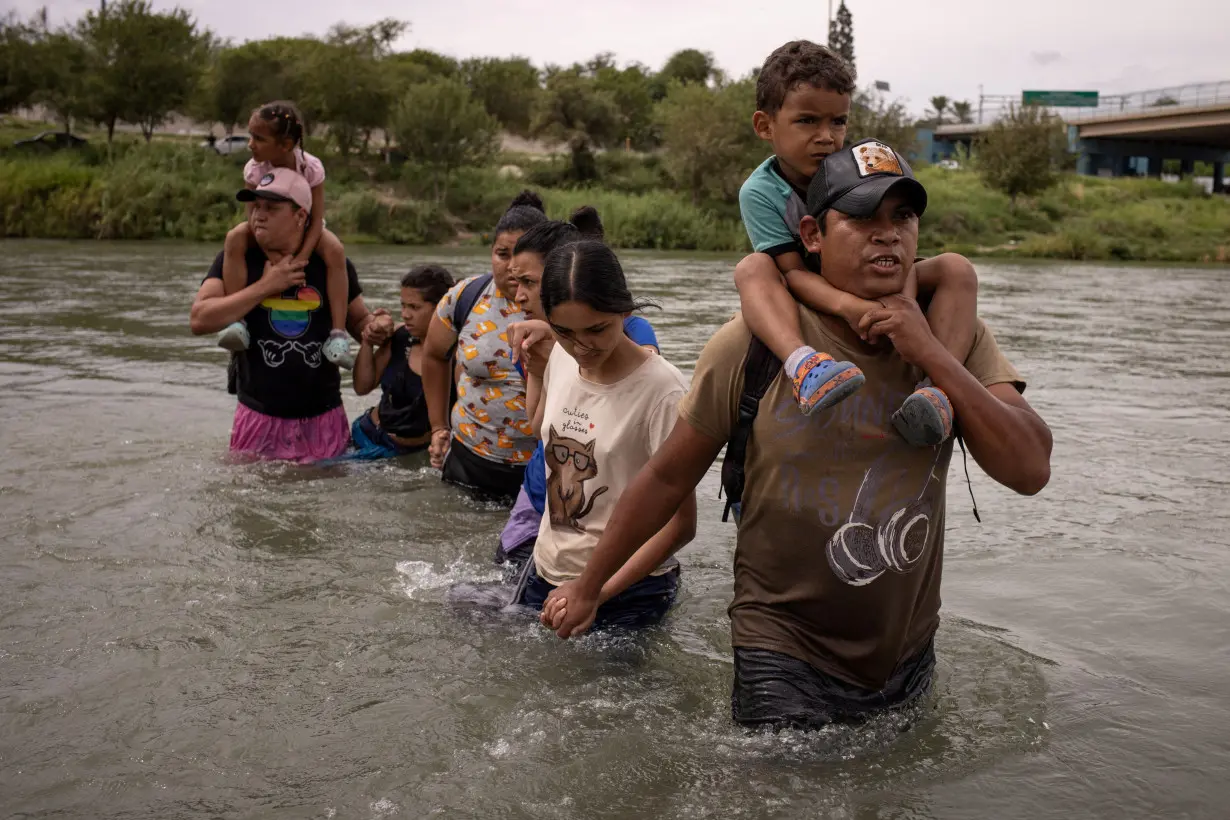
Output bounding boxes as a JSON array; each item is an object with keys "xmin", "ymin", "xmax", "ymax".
[
  {"xmin": 1146, "ymin": 155, "xmax": 1164, "ymax": 178},
  {"xmin": 1179, "ymin": 158, "xmax": 1195, "ymax": 179},
  {"xmin": 1215, "ymin": 162, "xmax": 1226, "ymax": 194}
]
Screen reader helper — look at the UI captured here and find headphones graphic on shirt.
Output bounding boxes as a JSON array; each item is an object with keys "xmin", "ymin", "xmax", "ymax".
[{"xmin": 826, "ymin": 447, "xmax": 945, "ymax": 587}]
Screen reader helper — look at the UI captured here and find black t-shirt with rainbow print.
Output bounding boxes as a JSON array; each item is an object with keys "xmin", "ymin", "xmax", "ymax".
[{"xmin": 205, "ymin": 247, "xmax": 361, "ymax": 419}]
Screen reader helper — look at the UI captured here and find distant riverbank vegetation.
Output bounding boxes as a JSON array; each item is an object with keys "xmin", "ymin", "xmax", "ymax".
[{"xmin": 1, "ymin": 2, "xmax": 1227, "ymax": 262}]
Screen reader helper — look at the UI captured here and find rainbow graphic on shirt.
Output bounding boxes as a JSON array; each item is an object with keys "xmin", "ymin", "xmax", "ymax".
[{"xmin": 260, "ymin": 286, "xmax": 321, "ymax": 339}]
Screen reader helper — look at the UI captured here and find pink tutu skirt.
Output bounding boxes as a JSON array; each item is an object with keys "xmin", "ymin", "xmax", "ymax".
[{"xmin": 229, "ymin": 404, "xmax": 349, "ymax": 463}]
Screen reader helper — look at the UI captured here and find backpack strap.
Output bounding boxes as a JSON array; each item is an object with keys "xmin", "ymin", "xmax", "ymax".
[
  {"xmin": 452, "ymin": 273, "xmax": 493, "ymax": 335},
  {"xmin": 719, "ymin": 337, "xmax": 782, "ymax": 523}
]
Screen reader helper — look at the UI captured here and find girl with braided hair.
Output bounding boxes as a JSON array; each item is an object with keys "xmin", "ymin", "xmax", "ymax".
[{"xmin": 217, "ymin": 101, "xmax": 354, "ymax": 369}]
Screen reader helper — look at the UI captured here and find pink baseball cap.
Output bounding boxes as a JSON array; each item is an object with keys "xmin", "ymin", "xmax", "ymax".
[{"xmin": 236, "ymin": 167, "xmax": 312, "ymax": 213}]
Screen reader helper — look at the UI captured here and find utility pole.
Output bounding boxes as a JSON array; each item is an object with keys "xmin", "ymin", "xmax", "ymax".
[
  {"xmin": 827, "ymin": 0, "xmax": 834, "ymax": 45},
  {"xmin": 978, "ymin": 84, "xmax": 984, "ymax": 123}
]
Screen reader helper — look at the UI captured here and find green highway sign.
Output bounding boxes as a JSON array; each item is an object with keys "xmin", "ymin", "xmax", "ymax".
[{"xmin": 1022, "ymin": 90, "xmax": 1099, "ymax": 107}]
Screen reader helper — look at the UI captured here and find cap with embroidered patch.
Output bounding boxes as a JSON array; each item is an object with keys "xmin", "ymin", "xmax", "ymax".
[
  {"xmin": 806, "ymin": 138, "xmax": 928, "ymax": 219},
  {"xmin": 236, "ymin": 167, "xmax": 313, "ymax": 214}
]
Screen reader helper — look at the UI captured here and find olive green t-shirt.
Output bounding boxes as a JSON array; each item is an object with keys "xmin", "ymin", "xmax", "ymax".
[{"xmin": 678, "ymin": 306, "xmax": 1024, "ymax": 690}]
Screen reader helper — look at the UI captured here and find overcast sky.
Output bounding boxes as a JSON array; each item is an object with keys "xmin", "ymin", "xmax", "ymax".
[{"xmin": 18, "ymin": 0, "xmax": 1230, "ymax": 116}]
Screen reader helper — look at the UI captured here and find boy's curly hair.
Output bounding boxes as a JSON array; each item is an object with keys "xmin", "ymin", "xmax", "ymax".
[{"xmin": 756, "ymin": 40, "xmax": 856, "ymax": 114}]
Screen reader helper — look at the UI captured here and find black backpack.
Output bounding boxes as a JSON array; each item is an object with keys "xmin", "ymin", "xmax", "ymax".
[
  {"xmin": 452, "ymin": 273, "xmax": 493, "ymax": 338},
  {"xmin": 719, "ymin": 337, "xmax": 781, "ymax": 523}
]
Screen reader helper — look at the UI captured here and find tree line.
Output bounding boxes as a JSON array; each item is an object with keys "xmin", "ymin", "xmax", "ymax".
[
  {"xmin": 2, "ymin": 2, "xmax": 928, "ymax": 203},
  {"xmin": 3, "ymin": 2, "xmax": 1070, "ymax": 205}
]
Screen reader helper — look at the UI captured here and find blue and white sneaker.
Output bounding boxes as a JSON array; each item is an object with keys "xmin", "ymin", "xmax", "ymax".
[
  {"xmin": 792, "ymin": 351, "xmax": 865, "ymax": 415},
  {"xmin": 892, "ymin": 382, "xmax": 954, "ymax": 446}
]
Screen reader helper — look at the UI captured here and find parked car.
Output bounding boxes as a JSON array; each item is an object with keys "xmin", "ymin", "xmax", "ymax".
[
  {"xmin": 201, "ymin": 135, "xmax": 249, "ymax": 156},
  {"xmin": 13, "ymin": 131, "xmax": 88, "ymax": 150}
]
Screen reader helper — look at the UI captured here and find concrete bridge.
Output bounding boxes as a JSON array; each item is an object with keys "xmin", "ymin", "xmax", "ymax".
[{"xmin": 923, "ymin": 81, "xmax": 1230, "ymax": 192}]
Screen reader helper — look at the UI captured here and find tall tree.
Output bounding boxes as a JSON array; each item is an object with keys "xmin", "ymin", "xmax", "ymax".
[
  {"xmin": 650, "ymin": 48, "xmax": 716, "ymax": 99},
  {"xmin": 592, "ymin": 59, "xmax": 656, "ymax": 149},
  {"xmin": 256, "ymin": 37, "xmax": 331, "ymax": 133},
  {"xmin": 951, "ymin": 99, "xmax": 973, "ymax": 124},
  {"xmin": 0, "ymin": 12, "xmax": 39, "ymax": 115},
  {"xmin": 314, "ymin": 19, "xmax": 406, "ymax": 154},
  {"xmin": 391, "ymin": 76, "xmax": 499, "ymax": 200},
  {"xmin": 462, "ymin": 57, "xmax": 541, "ymax": 135},
  {"xmin": 659, "ymin": 49, "xmax": 715, "ymax": 85},
  {"xmin": 929, "ymin": 95, "xmax": 950, "ymax": 125},
  {"xmin": 657, "ymin": 78, "xmax": 764, "ymax": 204},
  {"xmin": 977, "ymin": 104, "xmax": 1069, "ymax": 201},
  {"xmin": 829, "ymin": 1, "xmax": 856, "ymax": 74},
  {"xmin": 532, "ymin": 66, "xmax": 621, "ymax": 181},
  {"xmin": 17, "ymin": 11, "xmax": 91, "ymax": 133},
  {"xmin": 77, "ymin": 0, "xmax": 207, "ymax": 145},
  {"xmin": 848, "ymin": 86, "xmax": 917, "ymax": 155},
  {"xmin": 397, "ymin": 49, "xmax": 459, "ymax": 79},
  {"xmin": 194, "ymin": 41, "xmax": 282, "ymax": 135}
]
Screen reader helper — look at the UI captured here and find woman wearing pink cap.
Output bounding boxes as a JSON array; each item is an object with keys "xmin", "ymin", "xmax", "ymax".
[{"xmin": 189, "ymin": 168, "xmax": 393, "ymax": 463}]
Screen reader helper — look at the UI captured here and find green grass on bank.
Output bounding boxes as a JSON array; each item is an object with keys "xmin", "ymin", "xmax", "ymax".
[
  {"xmin": 917, "ymin": 167, "xmax": 1230, "ymax": 263},
  {"xmin": 1, "ymin": 124, "xmax": 1228, "ymax": 262}
]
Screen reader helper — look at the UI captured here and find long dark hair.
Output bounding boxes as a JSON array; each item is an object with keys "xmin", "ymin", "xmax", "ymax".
[
  {"xmin": 255, "ymin": 100, "xmax": 305, "ymax": 148},
  {"xmin": 540, "ymin": 240, "xmax": 657, "ymax": 318},
  {"xmin": 401, "ymin": 264, "xmax": 454, "ymax": 304},
  {"xmin": 514, "ymin": 206, "xmax": 604, "ymax": 259},
  {"xmin": 494, "ymin": 190, "xmax": 547, "ymax": 238}
]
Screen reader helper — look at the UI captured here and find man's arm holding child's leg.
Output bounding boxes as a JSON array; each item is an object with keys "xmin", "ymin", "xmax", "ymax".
[{"xmin": 860, "ymin": 294, "xmax": 1052, "ymax": 495}]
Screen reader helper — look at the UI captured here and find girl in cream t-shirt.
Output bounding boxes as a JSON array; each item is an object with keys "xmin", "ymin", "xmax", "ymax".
[{"xmin": 518, "ymin": 240, "xmax": 696, "ymax": 630}]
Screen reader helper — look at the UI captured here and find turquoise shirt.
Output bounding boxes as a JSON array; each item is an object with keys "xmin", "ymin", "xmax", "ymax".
[{"xmin": 738, "ymin": 157, "xmax": 819, "ymax": 270}]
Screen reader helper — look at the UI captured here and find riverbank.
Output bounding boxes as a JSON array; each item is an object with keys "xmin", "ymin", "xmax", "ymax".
[{"xmin": 2, "ymin": 137, "xmax": 1228, "ymax": 263}]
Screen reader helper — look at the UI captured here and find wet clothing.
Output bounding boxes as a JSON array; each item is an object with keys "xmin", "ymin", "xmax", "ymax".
[
  {"xmin": 679, "ymin": 306, "xmax": 1023, "ymax": 694},
  {"xmin": 518, "ymin": 562, "xmax": 680, "ymax": 631},
  {"xmin": 434, "ymin": 275, "xmax": 535, "ymax": 468},
  {"xmin": 497, "ymin": 486, "xmax": 542, "ymax": 562},
  {"xmin": 533, "ymin": 346, "xmax": 688, "ymax": 587},
  {"xmin": 229, "ymin": 404, "xmax": 349, "ymax": 463},
  {"xmin": 732, "ymin": 638, "xmax": 936, "ymax": 731},
  {"xmin": 441, "ymin": 435, "xmax": 525, "ymax": 505},
  {"xmin": 347, "ymin": 410, "xmax": 420, "ymax": 460},
  {"xmin": 374, "ymin": 327, "xmax": 430, "ymax": 439},
  {"xmin": 497, "ymin": 316, "xmax": 660, "ymax": 559},
  {"xmin": 205, "ymin": 248, "xmax": 361, "ymax": 420}
]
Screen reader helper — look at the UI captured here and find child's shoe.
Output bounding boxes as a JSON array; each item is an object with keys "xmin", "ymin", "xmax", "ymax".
[
  {"xmin": 892, "ymin": 381, "xmax": 953, "ymax": 446},
  {"xmin": 792, "ymin": 351, "xmax": 865, "ymax": 415},
  {"xmin": 218, "ymin": 321, "xmax": 249, "ymax": 352},
  {"xmin": 322, "ymin": 329, "xmax": 354, "ymax": 370}
]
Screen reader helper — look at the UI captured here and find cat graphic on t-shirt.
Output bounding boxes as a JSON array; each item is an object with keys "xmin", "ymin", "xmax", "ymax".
[{"xmin": 546, "ymin": 426, "xmax": 608, "ymax": 534}]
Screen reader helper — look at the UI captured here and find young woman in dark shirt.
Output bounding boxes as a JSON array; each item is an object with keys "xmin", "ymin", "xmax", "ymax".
[{"xmin": 350, "ymin": 265, "xmax": 455, "ymax": 458}]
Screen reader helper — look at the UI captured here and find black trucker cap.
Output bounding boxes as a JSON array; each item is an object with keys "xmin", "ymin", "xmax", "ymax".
[{"xmin": 806, "ymin": 138, "xmax": 928, "ymax": 219}]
